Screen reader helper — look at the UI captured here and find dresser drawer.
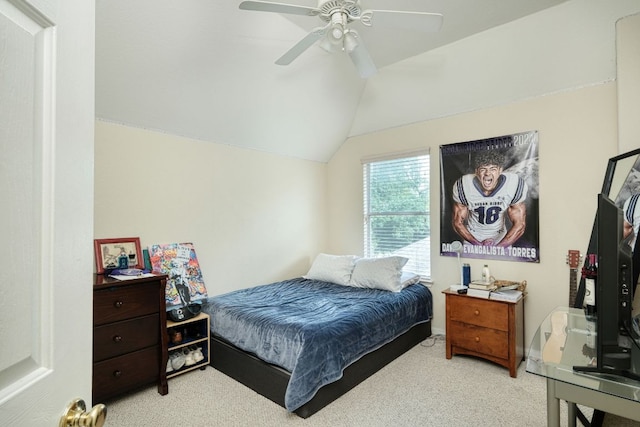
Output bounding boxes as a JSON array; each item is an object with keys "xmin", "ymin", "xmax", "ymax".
[
  {"xmin": 92, "ymin": 346, "xmax": 160, "ymax": 402},
  {"xmin": 449, "ymin": 321, "xmax": 508, "ymax": 359},
  {"xmin": 94, "ymin": 282, "xmax": 159, "ymax": 326},
  {"xmin": 94, "ymin": 313, "xmax": 160, "ymax": 362},
  {"xmin": 448, "ymin": 295, "xmax": 508, "ymax": 331}
]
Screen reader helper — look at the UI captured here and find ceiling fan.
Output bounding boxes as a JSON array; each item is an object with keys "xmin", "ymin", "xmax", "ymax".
[{"xmin": 239, "ymin": 0, "xmax": 443, "ymax": 78}]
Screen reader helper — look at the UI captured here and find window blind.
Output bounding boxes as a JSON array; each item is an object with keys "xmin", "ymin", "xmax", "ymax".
[{"xmin": 363, "ymin": 150, "xmax": 431, "ymax": 278}]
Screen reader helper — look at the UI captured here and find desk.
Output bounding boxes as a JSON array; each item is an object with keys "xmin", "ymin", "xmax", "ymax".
[{"xmin": 526, "ymin": 307, "xmax": 640, "ymax": 427}]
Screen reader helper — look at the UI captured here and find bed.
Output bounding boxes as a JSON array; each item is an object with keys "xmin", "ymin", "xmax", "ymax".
[{"xmin": 203, "ymin": 256, "xmax": 432, "ymax": 418}]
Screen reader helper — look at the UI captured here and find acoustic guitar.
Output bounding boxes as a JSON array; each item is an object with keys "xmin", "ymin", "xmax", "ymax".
[{"xmin": 566, "ymin": 249, "xmax": 582, "ymax": 307}]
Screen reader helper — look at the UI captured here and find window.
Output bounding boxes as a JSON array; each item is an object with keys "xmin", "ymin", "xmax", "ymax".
[{"xmin": 362, "ymin": 150, "xmax": 430, "ymax": 278}]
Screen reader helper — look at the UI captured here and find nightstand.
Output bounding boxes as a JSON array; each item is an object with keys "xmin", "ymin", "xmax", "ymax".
[
  {"xmin": 93, "ymin": 274, "xmax": 169, "ymax": 401},
  {"xmin": 443, "ymin": 289, "xmax": 525, "ymax": 377}
]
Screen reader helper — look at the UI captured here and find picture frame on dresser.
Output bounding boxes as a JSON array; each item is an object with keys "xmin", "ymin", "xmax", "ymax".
[{"xmin": 94, "ymin": 237, "xmax": 143, "ymax": 273}]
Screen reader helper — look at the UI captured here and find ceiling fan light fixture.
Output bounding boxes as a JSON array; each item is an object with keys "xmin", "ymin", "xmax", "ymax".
[
  {"xmin": 319, "ymin": 36, "xmax": 338, "ymax": 53},
  {"xmin": 327, "ymin": 11, "xmax": 346, "ymax": 44},
  {"xmin": 343, "ymin": 31, "xmax": 358, "ymax": 53},
  {"xmin": 331, "ymin": 26, "xmax": 343, "ymax": 40}
]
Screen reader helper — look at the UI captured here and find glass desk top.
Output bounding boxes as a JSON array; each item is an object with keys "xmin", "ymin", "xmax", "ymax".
[{"xmin": 526, "ymin": 307, "xmax": 640, "ymax": 404}]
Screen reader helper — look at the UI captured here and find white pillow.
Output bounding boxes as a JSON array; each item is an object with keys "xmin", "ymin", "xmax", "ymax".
[
  {"xmin": 400, "ymin": 271, "xmax": 421, "ymax": 289},
  {"xmin": 349, "ymin": 256, "xmax": 409, "ymax": 292},
  {"xmin": 303, "ymin": 253, "xmax": 357, "ymax": 286}
]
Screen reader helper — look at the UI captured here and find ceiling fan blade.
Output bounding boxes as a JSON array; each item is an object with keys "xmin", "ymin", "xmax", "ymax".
[
  {"xmin": 239, "ymin": 1, "xmax": 320, "ymax": 17},
  {"xmin": 275, "ymin": 26, "xmax": 328, "ymax": 66},
  {"xmin": 366, "ymin": 10, "xmax": 443, "ymax": 32},
  {"xmin": 345, "ymin": 32, "xmax": 377, "ymax": 79}
]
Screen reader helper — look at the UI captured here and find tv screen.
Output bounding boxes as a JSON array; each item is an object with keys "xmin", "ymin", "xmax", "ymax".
[{"xmin": 574, "ymin": 194, "xmax": 638, "ymax": 380}]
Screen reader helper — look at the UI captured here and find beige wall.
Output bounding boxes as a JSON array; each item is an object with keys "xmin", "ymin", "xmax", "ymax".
[
  {"xmin": 617, "ymin": 12, "xmax": 640, "ymax": 153},
  {"xmin": 327, "ymin": 83, "xmax": 620, "ymax": 343},
  {"xmin": 94, "ymin": 121, "xmax": 327, "ymax": 295}
]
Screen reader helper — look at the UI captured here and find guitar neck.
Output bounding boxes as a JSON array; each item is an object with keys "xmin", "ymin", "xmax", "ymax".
[
  {"xmin": 567, "ymin": 249, "xmax": 581, "ymax": 308},
  {"xmin": 569, "ymin": 268, "xmax": 578, "ymax": 307}
]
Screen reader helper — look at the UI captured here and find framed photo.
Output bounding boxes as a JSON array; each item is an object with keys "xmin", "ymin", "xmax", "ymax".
[{"xmin": 94, "ymin": 237, "xmax": 143, "ymax": 274}]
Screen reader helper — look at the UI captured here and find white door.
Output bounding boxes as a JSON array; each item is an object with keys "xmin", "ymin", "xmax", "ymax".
[{"xmin": 0, "ymin": 0, "xmax": 96, "ymax": 425}]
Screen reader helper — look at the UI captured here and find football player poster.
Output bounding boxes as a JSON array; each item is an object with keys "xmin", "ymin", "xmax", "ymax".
[{"xmin": 440, "ymin": 131, "xmax": 540, "ymax": 263}]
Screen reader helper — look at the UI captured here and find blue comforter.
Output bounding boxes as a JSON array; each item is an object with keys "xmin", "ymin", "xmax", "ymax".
[{"xmin": 204, "ymin": 278, "xmax": 433, "ymax": 411}]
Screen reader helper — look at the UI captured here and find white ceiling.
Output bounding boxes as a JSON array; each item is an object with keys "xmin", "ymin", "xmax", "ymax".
[{"xmin": 95, "ymin": 0, "xmax": 569, "ymax": 162}]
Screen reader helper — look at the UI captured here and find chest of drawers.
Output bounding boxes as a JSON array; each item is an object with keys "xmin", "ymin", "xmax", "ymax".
[
  {"xmin": 443, "ymin": 289, "xmax": 525, "ymax": 377},
  {"xmin": 93, "ymin": 274, "xmax": 168, "ymax": 401}
]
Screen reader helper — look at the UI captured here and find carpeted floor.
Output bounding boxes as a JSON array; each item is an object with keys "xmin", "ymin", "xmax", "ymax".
[{"xmin": 103, "ymin": 336, "xmax": 639, "ymax": 426}]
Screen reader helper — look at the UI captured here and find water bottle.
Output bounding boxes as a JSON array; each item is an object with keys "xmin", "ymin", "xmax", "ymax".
[
  {"xmin": 583, "ymin": 253, "xmax": 597, "ymax": 320},
  {"xmin": 482, "ymin": 264, "xmax": 490, "ymax": 283},
  {"xmin": 462, "ymin": 264, "xmax": 471, "ymax": 286}
]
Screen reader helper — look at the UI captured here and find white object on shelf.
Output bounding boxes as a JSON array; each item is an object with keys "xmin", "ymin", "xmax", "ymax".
[{"xmin": 482, "ymin": 264, "xmax": 490, "ymax": 282}]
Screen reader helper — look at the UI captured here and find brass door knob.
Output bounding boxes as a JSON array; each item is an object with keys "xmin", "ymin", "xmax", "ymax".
[{"xmin": 59, "ymin": 398, "xmax": 107, "ymax": 427}]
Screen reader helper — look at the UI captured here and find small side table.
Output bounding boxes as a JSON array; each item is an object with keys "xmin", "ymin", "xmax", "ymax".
[
  {"xmin": 166, "ymin": 312, "xmax": 210, "ymax": 378},
  {"xmin": 443, "ymin": 289, "xmax": 525, "ymax": 377}
]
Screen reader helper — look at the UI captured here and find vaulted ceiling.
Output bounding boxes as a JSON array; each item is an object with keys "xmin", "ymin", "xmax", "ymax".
[{"xmin": 95, "ymin": 0, "xmax": 570, "ymax": 162}]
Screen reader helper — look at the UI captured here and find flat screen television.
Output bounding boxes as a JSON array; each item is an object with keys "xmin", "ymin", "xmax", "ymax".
[
  {"xmin": 573, "ymin": 149, "xmax": 640, "ymax": 308},
  {"xmin": 573, "ymin": 193, "xmax": 639, "ymax": 380}
]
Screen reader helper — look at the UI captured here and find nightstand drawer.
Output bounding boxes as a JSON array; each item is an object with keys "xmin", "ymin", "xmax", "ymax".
[
  {"xmin": 93, "ymin": 314, "xmax": 160, "ymax": 362},
  {"xmin": 94, "ymin": 282, "xmax": 159, "ymax": 325},
  {"xmin": 449, "ymin": 321, "xmax": 508, "ymax": 359},
  {"xmin": 449, "ymin": 296, "xmax": 508, "ymax": 331},
  {"xmin": 93, "ymin": 346, "xmax": 160, "ymax": 402}
]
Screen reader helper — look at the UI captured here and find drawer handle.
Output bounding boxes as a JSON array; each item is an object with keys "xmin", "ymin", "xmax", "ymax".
[
  {"xmin": 114, "ymin": 300, "xmax": 124, "ymax": 308},
  {"xmin": 113, "ymin": 370, "xmax": 122, "ymax": 378},
  {"xmin": 474, "ymin": 309, "xmax": 480, "ymax": 316},
  {"xmin": 113, "ymin": 335, "xmax": 122, "ymax": 343},
  {"xmin": 475, "ymin": 336, "xmax": 480, "ymax": 343}
]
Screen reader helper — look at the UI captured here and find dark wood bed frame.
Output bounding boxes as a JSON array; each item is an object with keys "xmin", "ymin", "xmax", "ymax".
[{"xmin": 209, "ymin": 320, "xmax": 431, "ymax": 418}]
